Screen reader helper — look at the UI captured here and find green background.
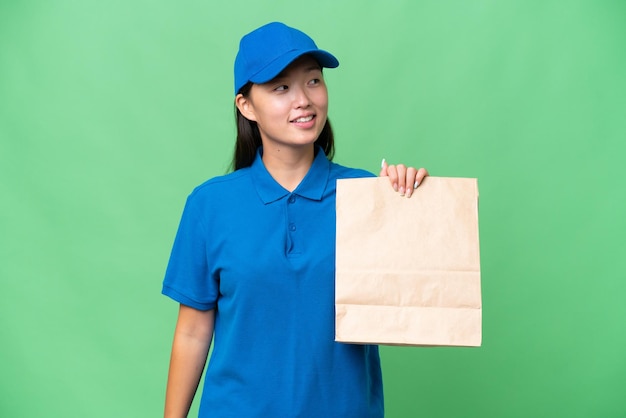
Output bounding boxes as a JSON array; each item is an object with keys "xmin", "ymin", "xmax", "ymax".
[{"xmin": 1, "ymin": 1, "xmax": 625, "ymax": 417}]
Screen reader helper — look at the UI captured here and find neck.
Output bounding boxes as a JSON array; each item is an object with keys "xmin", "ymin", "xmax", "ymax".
[{"xmin": 261, "ymin": 144, "xmax": 315, "ymax": 192}]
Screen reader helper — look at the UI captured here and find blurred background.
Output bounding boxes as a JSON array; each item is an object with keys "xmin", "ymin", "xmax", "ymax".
[{"xmin": 1, "ymin": 0, "xmax": 624, "ymax": 416}]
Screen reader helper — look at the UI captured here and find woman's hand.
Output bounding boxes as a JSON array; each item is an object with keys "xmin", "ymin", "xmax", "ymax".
[{"xmin": 380, "ymin": 159, "xmax": 429, "ymax": 198}]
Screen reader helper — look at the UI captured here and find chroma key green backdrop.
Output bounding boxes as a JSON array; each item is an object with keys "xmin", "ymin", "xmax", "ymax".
[{"xmin": 1, "ymin": 1, "xmax": 625, "ymax": 417}]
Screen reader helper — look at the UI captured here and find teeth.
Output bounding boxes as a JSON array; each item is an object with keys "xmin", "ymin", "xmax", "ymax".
[{"xmin": 294, "ymin": 115, "xmax": 313, "ymax": 123}]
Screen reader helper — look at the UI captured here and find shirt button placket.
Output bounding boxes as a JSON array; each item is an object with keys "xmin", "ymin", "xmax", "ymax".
[
  {"xmin": 288, "ymin": 194, "xmax": 297, "ymax": 232},
  {"xmin": 286, "ymin": 194, "xmax": 298, "ymax": 255}
]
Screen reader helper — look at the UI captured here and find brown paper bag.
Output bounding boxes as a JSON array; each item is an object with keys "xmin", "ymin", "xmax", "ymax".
[{"xmin": 335, "ymin": 176, "xmax": 481, "ymax": 347}]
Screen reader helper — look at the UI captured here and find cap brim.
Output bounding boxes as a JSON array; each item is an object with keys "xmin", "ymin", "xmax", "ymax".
[{"xmin": 249, "ymin": 49, "xmax": 339, "ymax": 85}]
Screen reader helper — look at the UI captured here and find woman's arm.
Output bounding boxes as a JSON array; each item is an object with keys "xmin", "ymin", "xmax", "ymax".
[
  {"xmin": 380, "ymin": 159, "xmax": 429, "ymax": 198},
  {"xmin": 164, "ymin": 304, "xmax": 215, "ymax": 418}
]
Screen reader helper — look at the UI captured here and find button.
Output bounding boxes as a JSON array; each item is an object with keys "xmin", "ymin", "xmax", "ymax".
[
  {"xmin": 289, "ymin": 223, "xmax": 296, "ymax": 232},
  {"xmin": 288, "ymin": 195, "xmax": 296, "ymax": 204}
]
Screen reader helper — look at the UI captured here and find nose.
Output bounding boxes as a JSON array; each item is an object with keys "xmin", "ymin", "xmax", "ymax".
[{"xmin": 292, "ymin": 86, "xmax": 311, "ymax": 108}]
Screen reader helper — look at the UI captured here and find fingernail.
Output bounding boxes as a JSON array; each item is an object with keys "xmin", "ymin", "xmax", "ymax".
[
  {"xmin": 381, "ymin": 158, "xmax": 386, "ymax": 168},
  {"xmin": 414, "ymin": 181, "xmax": 420, "ymax": 189},
  {"xmin": 393, "ymin": 183, "xmax": 398, "ymax": 192},
  {"xmin": 399, "ymin": 186, "xmax": 405, "ymax": 196}
]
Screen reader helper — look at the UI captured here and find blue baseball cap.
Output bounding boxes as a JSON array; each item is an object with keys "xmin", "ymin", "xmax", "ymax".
[{"xmin": 234, "ymin": 22, "xmax": 339, "ymax": 95}]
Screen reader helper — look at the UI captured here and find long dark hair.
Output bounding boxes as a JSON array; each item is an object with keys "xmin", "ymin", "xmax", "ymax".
[{"xmin": 230, "ymin": 82, "xmax": 335, "ymax": 171}]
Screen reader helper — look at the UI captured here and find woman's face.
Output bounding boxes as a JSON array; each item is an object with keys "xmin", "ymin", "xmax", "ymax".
[{"xmin": 236, "ymin": 55, "xmax": 329, "ymax": 152}]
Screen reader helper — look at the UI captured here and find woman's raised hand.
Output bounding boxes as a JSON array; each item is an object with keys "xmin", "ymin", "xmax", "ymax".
[{"xmin": 380, "ymin": 159, "xmax": 429, "ymax": 198}]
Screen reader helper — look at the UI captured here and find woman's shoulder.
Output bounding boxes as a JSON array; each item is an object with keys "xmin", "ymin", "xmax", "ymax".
[
  {"xmin": 328, "ymin": 161, "xmax": 376, "ymax": 180},
  {"xmin": 187, "ymin": 168, "xmax": 252, "ymax": 201}
]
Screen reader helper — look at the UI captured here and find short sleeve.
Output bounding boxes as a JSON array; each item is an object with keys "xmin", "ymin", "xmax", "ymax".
[{"xmin": 161, "ymin": 192, "xmax": 218, "ymax": 310}]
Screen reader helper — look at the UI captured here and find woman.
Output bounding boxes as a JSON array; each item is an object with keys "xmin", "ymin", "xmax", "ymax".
[{"xmin": 163, "ymin": 22, "xmax": 428, "ymax": 417}]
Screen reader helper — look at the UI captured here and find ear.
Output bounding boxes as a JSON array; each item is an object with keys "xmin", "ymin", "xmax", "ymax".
[{"xmin": 235, "ymin": 93, "xmax": 257, "ymax": 122}]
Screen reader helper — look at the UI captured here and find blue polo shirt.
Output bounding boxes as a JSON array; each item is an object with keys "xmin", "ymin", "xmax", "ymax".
[{"xmin": 162, "ymin": 147, "xmax": 383, "ymax": 418}]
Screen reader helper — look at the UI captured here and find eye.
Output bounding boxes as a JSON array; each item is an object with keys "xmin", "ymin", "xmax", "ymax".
[
  {"xmin": 308, "ymin": 78, "xmax": 321, "ymax": 85},
  {"xmin": 274, "ymin": 85, "xmax": 288, "ymax": 92}
]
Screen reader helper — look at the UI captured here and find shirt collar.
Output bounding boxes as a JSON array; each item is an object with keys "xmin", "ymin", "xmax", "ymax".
[{"xmin": 250, "ymin": 146, "xmax": 330, "ymax": 204}]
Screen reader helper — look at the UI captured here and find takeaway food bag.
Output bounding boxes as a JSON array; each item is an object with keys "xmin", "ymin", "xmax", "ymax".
[{"xmin": 335, "ymin": 176, "xmax": 481, "ymax": 347}]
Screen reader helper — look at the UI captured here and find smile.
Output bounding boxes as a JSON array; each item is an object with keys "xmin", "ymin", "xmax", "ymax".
[{"xmin": 292, "ymin": 115, "xmax": 314, "ymax": 123}]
